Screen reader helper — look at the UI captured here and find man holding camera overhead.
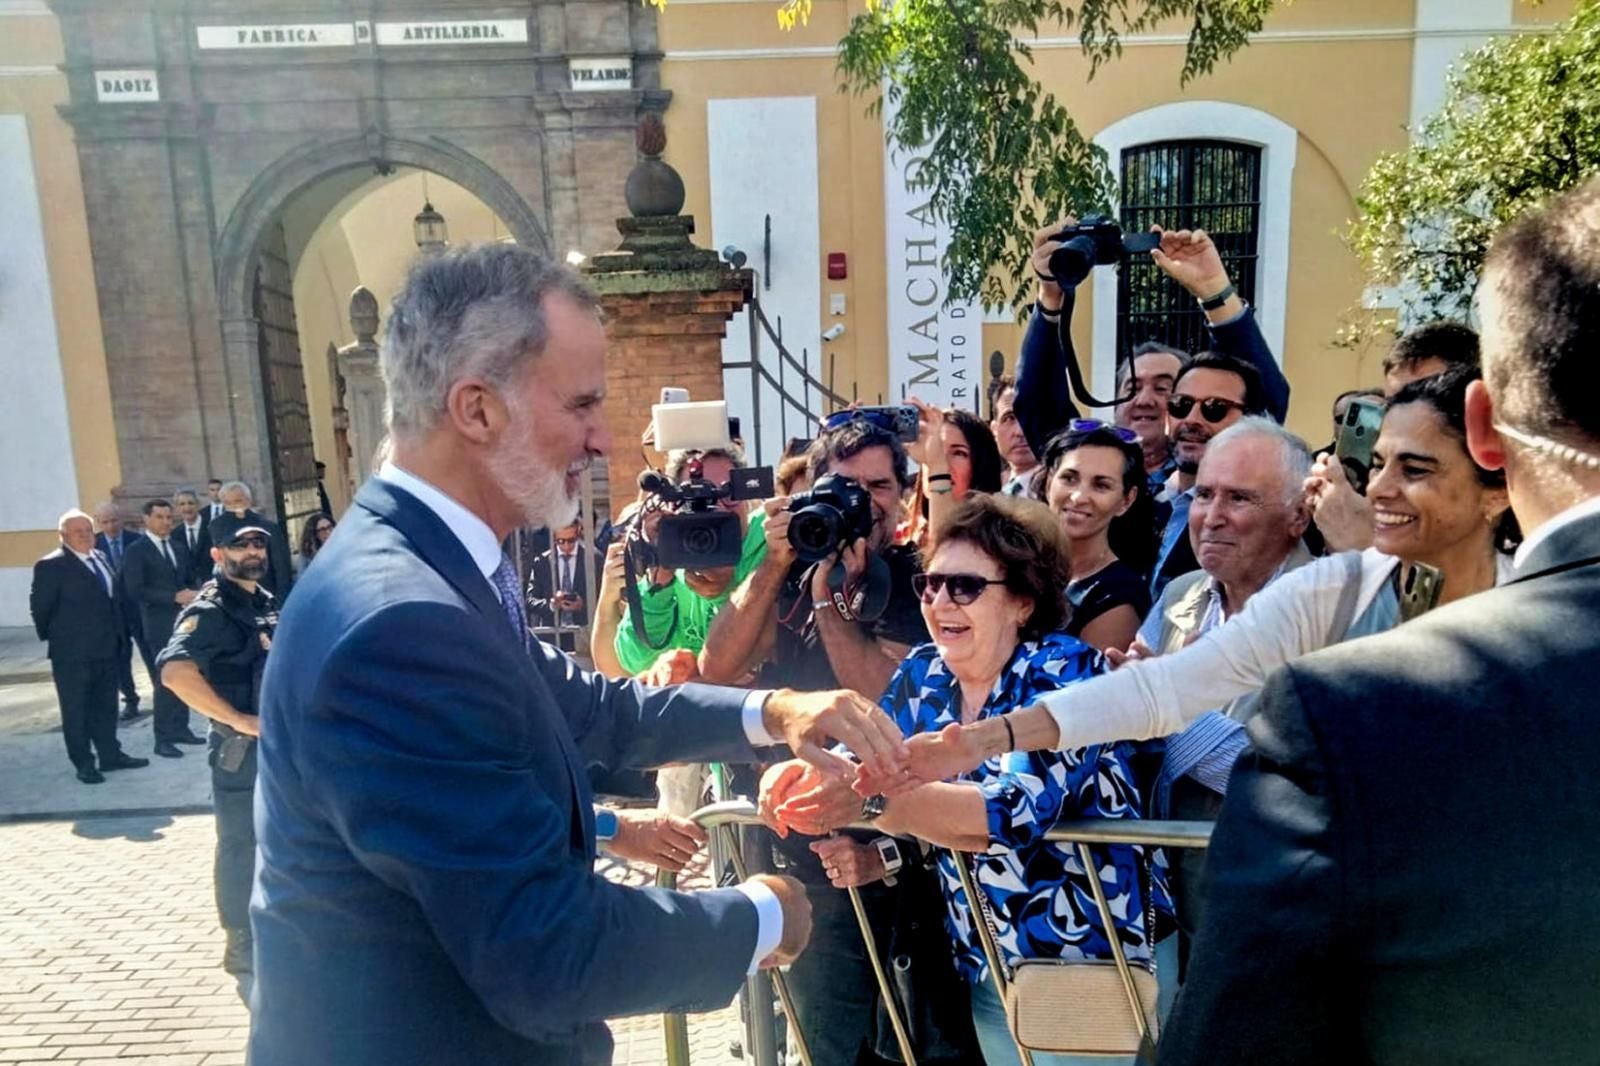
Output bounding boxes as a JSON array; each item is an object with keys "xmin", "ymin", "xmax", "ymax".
[{"xmin": 701, "ymin": 414, "xmax": 935, "ymax": 1065}]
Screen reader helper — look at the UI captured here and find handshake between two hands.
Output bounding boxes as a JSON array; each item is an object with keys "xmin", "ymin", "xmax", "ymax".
[{"xmin": 735, "ymin": 689, "xmax": 995, "ymax": 967}]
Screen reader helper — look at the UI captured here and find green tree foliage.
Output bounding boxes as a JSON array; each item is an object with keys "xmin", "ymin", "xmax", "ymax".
[
  {"xmin": 830, "ymin": 0, "xmax": 1275, "ymax": 308},
  {"xmin": 1348, "ymin": 0, "xmax": 1600, "ymax": 330}
]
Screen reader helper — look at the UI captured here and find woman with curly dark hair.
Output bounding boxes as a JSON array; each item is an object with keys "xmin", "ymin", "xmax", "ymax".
[{"xmin": 295, "ymin": 514, "xmax": 335, "ymax": 574}]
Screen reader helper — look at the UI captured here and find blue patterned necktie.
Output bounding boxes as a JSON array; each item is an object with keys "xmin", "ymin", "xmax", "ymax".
[{"xmin": 490, "ymin": 554, "xmax": 529, "ymax": 649}]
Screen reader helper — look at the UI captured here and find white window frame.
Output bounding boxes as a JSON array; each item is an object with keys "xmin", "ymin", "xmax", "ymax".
[{"xmin": 1091, "ymin": 101, "xmax": 1297, "ymax": 401}]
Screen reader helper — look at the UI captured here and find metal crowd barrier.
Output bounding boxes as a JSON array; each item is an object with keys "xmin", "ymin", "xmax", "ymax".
[{"xmin": 655, "ymin": 800, "xmax": 1214, "ymax": 1066}]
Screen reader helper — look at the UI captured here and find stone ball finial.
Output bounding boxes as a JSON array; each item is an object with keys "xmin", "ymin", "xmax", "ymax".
[
  {"xmin": 349, "ymin": 286, "xmax": 380, "ymax": 342},
  {"xmin": 625, "ymin": 112, "xmax": 685, "ymax": 218}
]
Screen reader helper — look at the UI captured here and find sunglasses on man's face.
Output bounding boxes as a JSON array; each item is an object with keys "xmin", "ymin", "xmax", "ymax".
[
  {"xmin": 912, "ymin": 571, "xmax": 1004, "ymax": 606},
  {"xmin": 231, "ymin": 537, "xmax": 269, "ymax": 551},
  {"xmin": 1069, "ymin": 418, "xmax": 1141, "ymax": 444},
  {"xmin": 1167, "ymin": 395, "xmax": 1249, "ymax": 424}
]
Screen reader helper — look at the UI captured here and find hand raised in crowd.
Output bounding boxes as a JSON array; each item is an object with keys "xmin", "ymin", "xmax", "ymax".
[
  {"xmin": 759, "ymin": 758, "xmax": 862, "ymax": 837},
  {"xmin": 904, "ymin": 395, "xmax": 946, "ymax": 469},
  {"xmin": 810, "ymin": 836, "xmax": 887, "ymax": 890},
  {"xmin": 853, "ymin": 720, "xmax": 988, "ymax": 796},
  {"xmin": 1150, "ymin": 226, "xmax": 1234, "ymax": 301},
  {"xmin": 760, "ymin": 688, "xmax": 907, "ymax": 779},
  {"xmin": 1029, "ymin": 216, "xmax": 1078, "ymax": 313},
  {"xmin": 641, "ymin": 647, "xmax": 699, "ymax": 687},
  {"xmin": 1306, "ymin": 452, "xmax": 1375, "ymax": 552},
  {"xmin": 750, "ymin": 874, "xmax": 812, "ymax": 969},
  {"xmin": 605, "ymin": 809, "xmax": 707, "ymax": 873},
  {"xmin": 761, "ymin": 496, "xmax": 797, "ymax": 568}
]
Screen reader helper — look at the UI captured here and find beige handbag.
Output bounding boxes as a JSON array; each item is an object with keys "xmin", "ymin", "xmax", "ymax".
[{"xmin": 961, "ymin": 843, "xmax": 1159, "ymax": 1056}]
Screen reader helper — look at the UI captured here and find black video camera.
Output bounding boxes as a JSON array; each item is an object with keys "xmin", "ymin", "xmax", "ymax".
[
  {"xmin": 636, "ymin": 464, "xmax": 774, "ymax": 571},
  {"xmin": 1045, "ymin": 214, "xmax": 1162, "ymax": 288},
  {"xmin": 786, "ymin": 474, "xmax": 874, "ymax": 562}
]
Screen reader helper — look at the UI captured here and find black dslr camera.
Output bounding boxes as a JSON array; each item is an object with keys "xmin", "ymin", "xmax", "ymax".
[
  {"xmin": 1045, "ymin": 214, "xmax": 1162, "ymax": 288},
  {"xmin": 786, "ymin": 474, "xmax": 875, "ymax": 562},
  {"xmin": 636, "ymin": 464, "xmax": 774, "ymax": 570}
]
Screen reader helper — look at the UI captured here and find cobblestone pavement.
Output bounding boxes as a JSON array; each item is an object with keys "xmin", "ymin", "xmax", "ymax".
[{"xmin": 0, "ymin": 814, "xmax": 747, "ymax": 1065}]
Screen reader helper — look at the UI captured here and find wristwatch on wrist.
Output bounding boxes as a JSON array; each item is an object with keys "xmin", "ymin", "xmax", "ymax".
[
  {"xmin": 873, "ymin": 837, "xmax": 903, "ymax": 885},
  {"xmin": 860, "ymin": 793, "xmax": 887, "ymax": 823},
  {"xmin": 594, "ymin": 807, "xmax": 619, "ymax": 843}
]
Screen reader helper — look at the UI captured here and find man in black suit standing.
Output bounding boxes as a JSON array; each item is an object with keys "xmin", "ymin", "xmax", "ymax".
[
  {"xmin": 173, "ymin": 488, "xmax": 210, "ymax": 586},
  {"xmin": 94, "ymin": 501, "xmax": 146, "ymax": 721},
  {"xmin": 209, "ymin": 481, "xmax": 294, "ymax": 602},
  {"xmin": 1159, "ymin": 178, "xmax": 1600, "ymax": 1064},
  {"xmin": 121, "ymin": 499, "xmax": 204, "ymax": 758},
  {"xmin": 30, "ymin": 510, "xmax": 151, "ymax": 783},
  {"xmin": 526, "ymin": 520, "xmax": 588, "ymax": 652}
]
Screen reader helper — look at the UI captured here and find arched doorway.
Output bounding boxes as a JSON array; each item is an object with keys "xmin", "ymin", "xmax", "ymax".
[{"xmin": 54, "ymin": 0, "xmax": 664, "ymax": 518}]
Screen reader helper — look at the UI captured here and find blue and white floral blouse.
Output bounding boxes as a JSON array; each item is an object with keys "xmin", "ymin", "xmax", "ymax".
[{"xmin": 879, "ymin": 632, "xmax": 1174, "ymax": 983}]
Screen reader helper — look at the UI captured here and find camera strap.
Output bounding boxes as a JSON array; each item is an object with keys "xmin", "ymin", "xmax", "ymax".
[{"xmin": 825, "ymin": 556, "xmax": 892, "ymax": 624}]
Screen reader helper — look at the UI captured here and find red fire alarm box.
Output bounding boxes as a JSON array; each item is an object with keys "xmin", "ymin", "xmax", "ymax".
[{"xmin": 827, "ymin": 253, "xmax": 848, "ymax": 280}]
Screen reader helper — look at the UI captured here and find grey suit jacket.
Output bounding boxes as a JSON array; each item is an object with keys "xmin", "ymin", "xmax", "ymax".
[{"xmin": 1159, "ymin": 509, "xmax": 1600, "ymax": 1065}]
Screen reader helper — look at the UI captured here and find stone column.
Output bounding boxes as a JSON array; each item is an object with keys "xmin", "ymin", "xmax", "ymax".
[
  {"xmin": 583, "ymin": 117, "xmax": 753, "ymax": 519},
  {"xmin": 335, "ymin": 288, "xmax": 387, "ymax": 487}
]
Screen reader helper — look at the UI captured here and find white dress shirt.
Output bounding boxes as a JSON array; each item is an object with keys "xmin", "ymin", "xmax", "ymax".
[
  {"xmin": 376, "ymin": 462, "xmax": 783, "ymax": 971},
  {"xmin": 144, "ymin": 528, "xmax": 177, "ymax": 569},
  {"xmin": 181, "ymin": 518, "xmax": 205, "ymax": 556},
  {"xmin": 71, "ymin": 547, "xmax": 114, "ymax": 597}
]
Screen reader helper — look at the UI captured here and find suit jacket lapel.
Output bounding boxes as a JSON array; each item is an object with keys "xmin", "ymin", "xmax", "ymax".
[{"xmin": 354, "ymin": 479, "xmax": 513, "ymax": 646}]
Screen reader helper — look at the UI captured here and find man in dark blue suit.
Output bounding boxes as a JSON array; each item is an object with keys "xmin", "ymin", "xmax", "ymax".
[
  {"xmin": 1156, "ymin": 176, "xmax": 1600, "ymax": 1064},
  {"xmin": 94, "ymin": 502, "xmax": 146, "ymax": 719},
  {"xmin": 250, "ymin": 243, "xmax": 907, "ymax": 1065}
]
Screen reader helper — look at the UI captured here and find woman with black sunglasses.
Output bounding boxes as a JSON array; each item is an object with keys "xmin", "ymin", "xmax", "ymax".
[
  {"xmin": 766, "ymin": 494, "xmax": 1175, "ymax": 1065},
  {"xmin": 1036, "ymin": 422, "xmax": 1156, "ymax": 651}
]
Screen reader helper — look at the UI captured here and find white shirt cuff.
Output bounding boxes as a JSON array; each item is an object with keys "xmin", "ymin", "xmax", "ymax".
[
  {"xmin": 735, "ymin": 879, "xmax": 784, "ymax": 975},
  {"xmin": 741, "ymin": 689, "xmax": 779, "ymax": 747}
]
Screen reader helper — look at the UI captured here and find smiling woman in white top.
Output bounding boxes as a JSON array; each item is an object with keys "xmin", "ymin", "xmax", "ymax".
[{"xmin": 883, "ymin": 364, "xmax": 1521, "ymax": 777}]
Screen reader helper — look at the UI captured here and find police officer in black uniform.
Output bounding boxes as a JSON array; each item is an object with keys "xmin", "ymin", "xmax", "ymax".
[{"xmin": 156, "ymin": 524, "xmax": 278, "ymax": 1003}]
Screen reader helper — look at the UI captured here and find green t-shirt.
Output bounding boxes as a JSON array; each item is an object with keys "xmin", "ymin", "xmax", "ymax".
[{"xmin": 613, "ymin": 509, "xmax": 769, "ymax": 675}]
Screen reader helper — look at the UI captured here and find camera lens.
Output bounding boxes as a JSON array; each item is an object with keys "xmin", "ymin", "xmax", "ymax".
[
  {"xmin": 1047, "ymin": 235, "xmax": 1099, "ymax": 288},
  {"xmin": 681, "ymin": 525, "xmax": 718, "ymax": 557},
  {"xmin": 788, "ymin": 506, "xmax": 840, "ymax": 562}
]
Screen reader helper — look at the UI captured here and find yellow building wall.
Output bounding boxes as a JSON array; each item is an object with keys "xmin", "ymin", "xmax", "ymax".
[{"xmin": 0, "ymin": 14, "xmax": 122, "ymax": 570}]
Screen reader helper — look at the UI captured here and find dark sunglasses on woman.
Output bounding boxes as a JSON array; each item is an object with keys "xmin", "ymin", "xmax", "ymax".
[
  {"xmin": 1167, "ymin": 395, "xmax": 1250, "ymax": 424},
  {"xmin": 912, "ymin": 571, "xmax": 1004, "ymax": 605}
]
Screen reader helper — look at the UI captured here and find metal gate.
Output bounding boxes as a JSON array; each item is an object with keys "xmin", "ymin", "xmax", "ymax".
[
  {"xmin": 723, "ymin": 294, "xmax": 855, "ymax": 468},
  {"xmin": 252, "ymin": 220, "xmax": 322, "ymax": 540}
]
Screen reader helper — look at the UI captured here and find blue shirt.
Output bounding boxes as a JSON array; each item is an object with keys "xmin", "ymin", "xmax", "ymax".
[
  {"xmin": 1151, "ymin": 486, "xmax": 1194, "ymax": 602},
  {"xmin": 880, "ymin": 634, "xmax": 1173, "ymax": 982}
]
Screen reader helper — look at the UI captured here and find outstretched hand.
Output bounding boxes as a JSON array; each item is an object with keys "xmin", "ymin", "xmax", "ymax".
[
  {"xmin": 853, "ymin": 720, "xmax": 989, "ymax": 796},
  {"xmin": 759, "ymin": 759, "xmax": 862, "ymax": 837},
  {"xmin": 762, "ymin": 688, "xmax": 908, "ymax": 780}
]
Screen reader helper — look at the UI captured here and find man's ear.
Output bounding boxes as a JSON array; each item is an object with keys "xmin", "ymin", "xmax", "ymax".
[
  {"xmin": 1465, "ymin": 380, "xmax": 1506, "ymax": 472},
  {"xmin": 445, "ymin": 378, "xmax": 508, "ymax": 447}
]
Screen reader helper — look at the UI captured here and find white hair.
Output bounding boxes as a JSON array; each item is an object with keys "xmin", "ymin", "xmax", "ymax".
[
  {"xmin": 1206, "ymin": 417, "xmax": 1313, "ymax": 505},
  {"xmin": 220, "ymin": 480, "xmax": 253, "ymax": 504},
  {"xmin": 58, "ymin": 508, "xmax": 92, "ymax": 532},
  {"xmin": 381, "ymin": 243, "xmax": 598, "ymax": 440}
]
